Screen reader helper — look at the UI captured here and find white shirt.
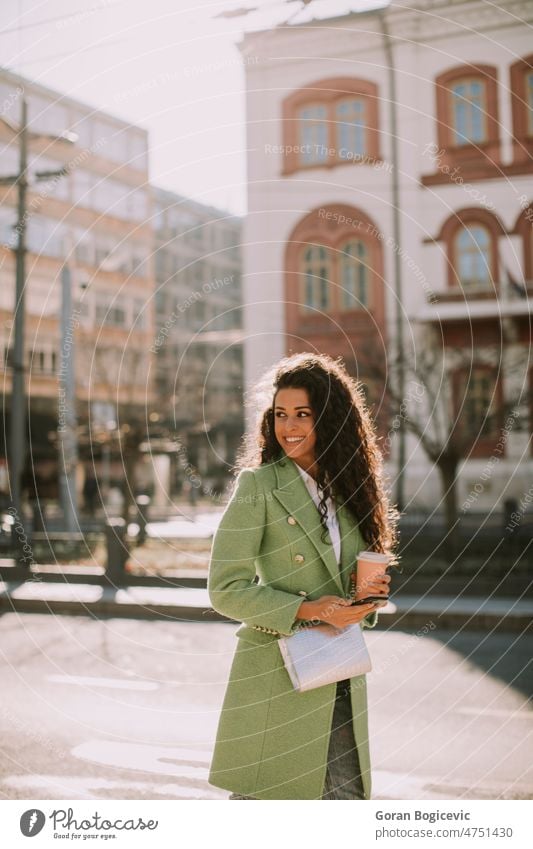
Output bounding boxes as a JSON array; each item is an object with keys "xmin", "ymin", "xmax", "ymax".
[{"xmin": 295, "ymin": 463, "xmax": 342, "ymax": 564}]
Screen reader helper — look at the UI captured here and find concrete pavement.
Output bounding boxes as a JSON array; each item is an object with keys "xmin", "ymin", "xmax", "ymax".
[{"xmin": 1, "ymin": 613, "xmax": 531, "ymax": 800}]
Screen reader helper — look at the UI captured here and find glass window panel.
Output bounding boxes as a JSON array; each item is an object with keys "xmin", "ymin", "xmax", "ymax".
[
  {"xmin": 0, "ymin": 81, "xmax": 23, "ymax": 123},
  {"xmin": 27, "ymin": 95, "xmax": 68, "ymax": 136},
  {"xmin": 95, "ymin": 293, "xmax": 127, "ymax": 327},
  {"xmin": 301, "ymin": 244, "xmax": 331, "ymax": 310},
  {"xmin": 336, "ymin": 98, "xmax": 366, "ymax": 158},
  {"xmin": 129, "ymin": 134, "xmax": 148, "ymax": 171},
  {"xmin": 127, "ymin": 189, "xmax": 148, "ymax": 222},
  {"xmin": 0, "ymin": 206, "xmax": 17, "ymax": 248},
  {"xmin": 27, "ymin": 216, "xmax": 64, "ymax": 257},
  {"xmin": 0, "ymin": 142, "xmax": 19, "ymax": 175},
  {"xmin": 71, "ymin": 114, "xmax": 93, "ymax": 149},
  {"xmin": 456, "ymin": 225, "xmax": 491, "ymax": 287},
  {"xmin": 340, "ymin": 240, "xmax": 368, "ymax": 308},
  {"xmin": 452, "ymin": 79, "xmax": 487, "ymax": 145},
  {"xmin": 74, "ymin": 228, "xmax": 94, "ymax": 265},
  {"xmin": 298, "ymin": 105, "xmax": 328, "ymax": 164},
  {"xmin": 527, "ymin": 72, "xmax": 533, "ymax": 134}
]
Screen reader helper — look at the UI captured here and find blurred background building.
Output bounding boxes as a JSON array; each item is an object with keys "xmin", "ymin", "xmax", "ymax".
[
  {"xmin": 152, "ymin": 188, "xmax": 243, "ymax": 499},
  {"xmin": 0, "ymin": 67, "xmax": 243, "ymax": 520},
  {"xmin": 0, "ymin": 68, "xmax": 155, "ymax": 517},
  {"xmin": 238, "ymin": 0, "xmax": 533, "ymax": 514}
]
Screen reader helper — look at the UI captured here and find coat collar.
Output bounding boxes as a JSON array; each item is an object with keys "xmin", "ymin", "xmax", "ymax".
[{"xmin": 271, "ymin": 455, "xmax": 360, "ymax": 595}]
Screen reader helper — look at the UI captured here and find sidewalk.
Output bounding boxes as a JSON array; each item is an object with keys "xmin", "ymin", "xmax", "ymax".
[{"xmin": 0, "ymin": 578, "xmax": 530, "ymax": 631}]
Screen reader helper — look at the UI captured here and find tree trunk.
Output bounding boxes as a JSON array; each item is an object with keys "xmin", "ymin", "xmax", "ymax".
[{"xmin": 437, "ymin": 457, "xmax": 460, "ymax": 560}]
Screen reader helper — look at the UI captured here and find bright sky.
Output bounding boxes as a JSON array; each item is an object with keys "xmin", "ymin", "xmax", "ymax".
[{"xmin": 1, "ymin": 0, "xmax": 384, "ymax": 215}]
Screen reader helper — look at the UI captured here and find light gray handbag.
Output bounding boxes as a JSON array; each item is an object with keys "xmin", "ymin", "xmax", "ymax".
[{"xmin": 278, "ymin": 621, "xmax": 372, "ymax": 693}]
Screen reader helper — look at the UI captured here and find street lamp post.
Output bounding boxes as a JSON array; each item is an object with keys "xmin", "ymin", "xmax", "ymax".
[
  {"xmin": 8, "ymin": 98, "xmax": 28, "ymax": 535},
  {"xmin": 0, "ymin": 96, "xmax": 76, "ymax": 544},
  {"xmin": 58, "ymin": 260, "xmax": 79, "ymax": 532},
  {"xmin": 379, "ymin": 10, "xmax": 406, "ymax": 513}
]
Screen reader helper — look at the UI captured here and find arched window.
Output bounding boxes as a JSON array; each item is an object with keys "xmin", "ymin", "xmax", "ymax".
[
  {"xmin": 336, "ymin": 98, "xmax": 367, "ymax": 159},
  {"xmin": 431, "ymin": 65, "xmax": 500, "ymax": 173},
  {"xmin": 455, "ymin": 225, "xmax": 491, "ymax": 288},
  {"xmin": 285, "ymin": 205, "xmax": 386, "ymax": 371},
  {"xmin": 434, "ymin": 209, "xmax": 503, "ymax": 292},
  {"xmin": 450, "ymin": 79, "xmax": 487, "ymax": 145},
  {"xmin": 339, "ymin": 240, "xmax": 369, "ymax": 308},
  {"xmin": 300, "ymin": 245, "xmax": 331, "ymax": 310},
  {"xmin": 282, "ymin": 77, "xmax": 380, "ymax": 175}
]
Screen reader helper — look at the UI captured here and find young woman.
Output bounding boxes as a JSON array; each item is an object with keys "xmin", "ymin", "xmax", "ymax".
[{"xmin": 207, "ymin": 353, "xmax": 399, "ymax": 800}]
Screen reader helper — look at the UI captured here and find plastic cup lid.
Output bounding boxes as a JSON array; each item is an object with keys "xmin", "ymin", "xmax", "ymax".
[{"xmin": 357, "ymin": 551, "xmax": 390, "ymax": 562}]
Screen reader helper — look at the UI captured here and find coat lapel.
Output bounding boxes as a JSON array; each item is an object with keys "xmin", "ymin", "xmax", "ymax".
[{"xmin": 272, "ymin": 457, "xmax": 344, "ymax": 594}]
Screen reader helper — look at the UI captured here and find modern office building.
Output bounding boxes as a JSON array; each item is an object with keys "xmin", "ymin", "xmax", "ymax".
[
  {"xmin": 0, "ymin": 68, "xmax": 154, "ymax": 508},
  {"xmin": 152, "ymin": 187, "xmax": 243, "ymax": 494}
]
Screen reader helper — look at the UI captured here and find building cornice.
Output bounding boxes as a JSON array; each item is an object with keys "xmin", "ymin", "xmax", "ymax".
[
  {"xmin": 239, "ymin": 0, "xmax": 533, "ymax": 61},
  {"xmin": 385, "ymin": 0, "xmax": 533, "ymax": 43}
]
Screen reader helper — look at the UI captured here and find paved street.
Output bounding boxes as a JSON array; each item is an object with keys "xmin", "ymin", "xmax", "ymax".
[{"xmin": 0, "ymin": 613, "xmax": 531, "ymax": 800}]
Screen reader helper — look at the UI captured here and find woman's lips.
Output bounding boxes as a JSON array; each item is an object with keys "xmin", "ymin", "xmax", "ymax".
[{"xmin": 284, "ymin": 436, "xmax": 305, "ymax": 444}]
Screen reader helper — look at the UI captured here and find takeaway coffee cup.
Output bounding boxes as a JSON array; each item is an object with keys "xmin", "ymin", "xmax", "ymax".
[{"xmin": 354, "ymin": 551, "xmax": 390, "ymax": 601}]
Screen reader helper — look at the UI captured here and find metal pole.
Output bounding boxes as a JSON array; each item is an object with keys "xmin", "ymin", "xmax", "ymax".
[
  {"xmin": 380, "ymin": 11, "xmax": 406, "ymax": 512},
  {"xmin": 9, "ymin": 97, "xmax": 28, "ymax": 531},
  {"xmin": 102, "ymin": 440, "xmax": 111, "ymax": 505},
  {"xmin": 58, "ymin": 262, "xmax": 79, "ymax": 532}
]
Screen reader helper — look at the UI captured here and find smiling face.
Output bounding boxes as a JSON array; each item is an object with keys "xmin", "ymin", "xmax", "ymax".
[{"xmin": 273, "ymin": 386, "xmax": 317, "ymax": 472}]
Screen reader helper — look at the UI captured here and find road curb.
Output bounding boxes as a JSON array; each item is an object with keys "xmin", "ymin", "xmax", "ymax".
[{"xmin": 0, "ymin": 585, "xmax": 530, "ymax": 632}]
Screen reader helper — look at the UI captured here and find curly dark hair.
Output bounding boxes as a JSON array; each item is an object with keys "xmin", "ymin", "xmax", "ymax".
[{"xmin": 235, "ymin": 352, "xmax": 399, "ymax": 566}]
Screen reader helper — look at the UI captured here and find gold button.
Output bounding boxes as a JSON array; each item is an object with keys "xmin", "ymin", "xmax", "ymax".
[
  {"xmin": 287, "ymin": 516, "xmax": 297, "ymax": 525},
  {"xmin": 294, "ymin": 554, "xmax": 305, "ymax": 563}
]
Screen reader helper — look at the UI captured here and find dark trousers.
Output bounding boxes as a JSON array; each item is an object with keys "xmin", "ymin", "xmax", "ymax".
[
  {"xmin": 321, "ymin": 678, "xmax": 366, "ymax": 799},
  {"xmin": 229, "ymin": 679, "xmax": 366, "ymax": 800}
]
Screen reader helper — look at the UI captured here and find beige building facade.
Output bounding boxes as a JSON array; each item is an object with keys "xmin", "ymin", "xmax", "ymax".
[{"xmin": 238, "ymin": 0, "xmax": 533, "ymax": 512}]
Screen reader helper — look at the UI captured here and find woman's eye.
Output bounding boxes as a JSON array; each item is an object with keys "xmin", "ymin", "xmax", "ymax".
[{"xmin": 274, "ymin": 410, "xmax": 312, "ymax": 418}]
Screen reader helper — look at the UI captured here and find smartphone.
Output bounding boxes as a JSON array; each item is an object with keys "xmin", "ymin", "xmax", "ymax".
[{"xmin": 351, "ymin": 596, "xmax": 389, "ymax": 607}]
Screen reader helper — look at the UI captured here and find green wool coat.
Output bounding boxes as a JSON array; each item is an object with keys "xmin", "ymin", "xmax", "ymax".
[{"xmin": 207, "ymin": 455, "xmax": 378, "ymax": 800}]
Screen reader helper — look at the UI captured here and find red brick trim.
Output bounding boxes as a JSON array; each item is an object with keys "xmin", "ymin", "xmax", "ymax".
[
  {"xmin": 281, "ymin": 77, "xmax": 381, "ymax": 176},
  {"xmin": 512, "ymin": 203, "xmax": 533, "ymax": 280},
  {"xmin": 421, "ymin": 160, "xmax": 533, "ymax": 186},
  {"xmin": 510, "ymin": 53, "xmax": 533, "ymax": 165}
]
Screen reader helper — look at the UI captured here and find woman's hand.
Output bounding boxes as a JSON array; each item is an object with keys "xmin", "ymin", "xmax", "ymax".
[
  {"xmin": 351, "ymin": 570, "xmax": 391, "ymax": 598},
  {"xmin": 297, "ymin": 595, "xmax": 377, "ymax": 628}
]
